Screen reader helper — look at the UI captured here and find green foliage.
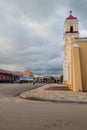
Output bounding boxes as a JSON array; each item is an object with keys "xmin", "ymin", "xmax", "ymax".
[
  {"xmin": 43, "ymin": 78, "xmax": 48, "ymax": 82},
  {"xmin": 50, "ymin": 76, "xmax": 55, "ymax": 81},
  {"xmin": 60, "ymin": 75, "xmax": 63, "ymax": 83}
]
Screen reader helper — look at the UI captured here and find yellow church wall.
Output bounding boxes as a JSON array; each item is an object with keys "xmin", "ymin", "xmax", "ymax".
[
  {"xmin": 63, "ymin": 38, "xmax": 87, "ymax": 92},
  {"xmin": 71, "ymin": 46, "xmax": 74, "ymax": 90},
  {"xmin": 75, "ymin": 40, "xmax": 87, "ymax": 91},
  {"xmin": 71, "ymin": 44, "xmax": 82, "ymax": 92}
]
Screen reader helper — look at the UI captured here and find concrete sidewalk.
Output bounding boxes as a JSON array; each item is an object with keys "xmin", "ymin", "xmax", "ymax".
[{"xmin": 20, "ymin": 84, "xmax": 87, "ymax": 103}]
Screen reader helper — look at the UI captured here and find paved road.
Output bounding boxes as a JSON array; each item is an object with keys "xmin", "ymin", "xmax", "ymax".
[
  {"xmin": 0, "ymin": 83, "xmax": 44, "ymax": 97},
  {"xmin": 0, "ymin": 83, "xmax": 87, "ymax": 130}
]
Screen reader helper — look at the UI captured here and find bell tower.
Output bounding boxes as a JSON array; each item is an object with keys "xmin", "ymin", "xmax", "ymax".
[{"xmin": 64, "ymin": 11, "xmax": 79, "ymax": 42}]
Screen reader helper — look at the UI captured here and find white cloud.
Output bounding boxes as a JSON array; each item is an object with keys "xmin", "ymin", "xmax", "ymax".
[{"xmin": 80, "ymin": 30, "xmax": 87, "ymax": 37}]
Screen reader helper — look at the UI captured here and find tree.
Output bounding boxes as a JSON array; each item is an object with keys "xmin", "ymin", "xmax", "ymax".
[
  {"xmin": 50, "ymin": 76, "xmax": 55, "ymax": 83},
  {"xmin": 43, "ymin": 78, "xmax": 48, "ymax": 83},
  {"xmin": 60, "ymin": 75, "xmax": 63, "ymax": 83}
]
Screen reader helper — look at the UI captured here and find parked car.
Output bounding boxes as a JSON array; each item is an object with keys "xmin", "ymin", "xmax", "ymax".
[{"xmin": 13, "ymin": 79, "xmax": 20, "ymax": 83}]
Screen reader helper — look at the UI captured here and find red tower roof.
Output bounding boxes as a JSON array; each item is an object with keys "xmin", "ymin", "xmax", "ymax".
[{"xmin": 66, "ymin": 11, "xmax": 77, "ymax": 20}]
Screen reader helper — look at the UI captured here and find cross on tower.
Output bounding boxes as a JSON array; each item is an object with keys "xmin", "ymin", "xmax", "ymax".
[{"xmin": 70, "ymin": 10, "xmax": 72, "ymax": 15}]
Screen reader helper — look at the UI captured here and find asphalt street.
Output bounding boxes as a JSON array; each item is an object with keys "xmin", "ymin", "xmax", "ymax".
[
  {"xmin": 0, "ymin": 83, "xmax": 44, "ymax": 97},
  {"xmin": 0, "ymin": 83, "xmax": 87, "ymax": 130}
]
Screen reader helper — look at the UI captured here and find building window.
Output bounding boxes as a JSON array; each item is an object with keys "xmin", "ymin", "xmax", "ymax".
[{"xmin": 70, "ymin": 26, "xmax": 73, "ymax": 33}]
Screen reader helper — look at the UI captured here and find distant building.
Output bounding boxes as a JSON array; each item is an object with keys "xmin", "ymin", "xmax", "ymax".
[
  {"xmin": 0, "ymin": 69, "xmax": 20, "ymax": 83},
  {"xmin": 18, "ymin": 70, "xmax": 34, "ymax": 83},
  {"xmin": 0, "ymin": 69, "xmax": 33, "ymax": 83},
  {"xmin": 21, "ymin": 70, "xmax": 33, "ymax": 77},
  {"xmin": 63, "ymin": 11, "xmax": 87, "ymax": 92}
]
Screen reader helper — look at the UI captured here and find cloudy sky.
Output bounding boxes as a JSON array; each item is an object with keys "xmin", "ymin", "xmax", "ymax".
[{"xmin": 0, "ymin": 0, "xmax": 86, "ymax": 75}]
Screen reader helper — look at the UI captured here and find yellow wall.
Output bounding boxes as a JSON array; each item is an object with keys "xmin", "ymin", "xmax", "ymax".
[
  {"xmin": 64, "ymin": 38, "xmax": 87, "ymax": 92},
  {"xmin": 75, "ymin": 41, "xmax": 87, "ymax": 91},
  {"xmin": 71, "ymin": 44, "xmax": 82, "ymax": 92}
]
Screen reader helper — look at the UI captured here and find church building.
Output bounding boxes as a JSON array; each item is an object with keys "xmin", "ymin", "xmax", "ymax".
[{"xmin": 63, "ymin": 11, "xmax": 87, "ymax": 92}]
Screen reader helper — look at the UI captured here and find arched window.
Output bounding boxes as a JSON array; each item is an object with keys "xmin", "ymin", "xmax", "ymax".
[{"xmin": 70, "ymin": 26, "xmax": 73, "ymax": 33}]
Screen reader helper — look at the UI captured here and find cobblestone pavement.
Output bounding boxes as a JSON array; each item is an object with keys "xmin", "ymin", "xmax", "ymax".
[{"xmin": 20, "ymin": 84, "xmax": 87, "ymax": 103}]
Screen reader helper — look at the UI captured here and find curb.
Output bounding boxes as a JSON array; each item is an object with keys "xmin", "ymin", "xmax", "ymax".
[
  {"xmin": 45, "ymin": 98, "xmax": 87, "ymax": 103},
  {"xmin": 20, "ymin": 96, "xmax": 87, "ymax": 104}
]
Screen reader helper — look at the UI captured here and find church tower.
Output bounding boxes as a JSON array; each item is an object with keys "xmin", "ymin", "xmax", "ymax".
[{"xmin": 64, "ymin": 11, "xmax": 79, "ymax": 42}]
